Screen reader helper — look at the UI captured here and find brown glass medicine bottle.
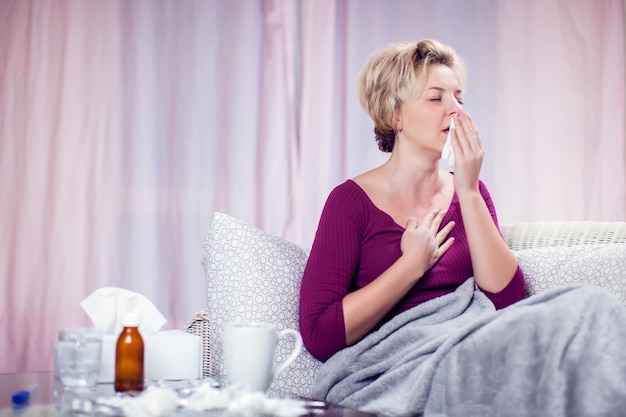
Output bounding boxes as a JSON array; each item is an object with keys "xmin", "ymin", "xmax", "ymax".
[{"xmin": 114, "ymin": 312, "xmax": 144, "ymax": 393}]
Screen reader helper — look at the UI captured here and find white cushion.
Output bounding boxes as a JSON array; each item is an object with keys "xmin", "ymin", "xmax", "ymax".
[
  {"xmin": 201, "ymin": 212, "xmax": 321, "ymax": 397},
  {"xmin": 515, "ymin": 244, "xmax": 626, "ymax": 305}
]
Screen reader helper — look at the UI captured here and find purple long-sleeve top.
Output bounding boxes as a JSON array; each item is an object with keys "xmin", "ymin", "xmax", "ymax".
[{"xmin": 299, "ymin": 179, "xmax": 526, "ymax": 361}]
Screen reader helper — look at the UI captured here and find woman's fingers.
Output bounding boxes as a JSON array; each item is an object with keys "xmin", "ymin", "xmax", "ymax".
[
  {"xmin": 436, "ymin": 233, "xmax": 455, "ymax": 258},
  {"xmin": 436, "ymin": 220, "xmax": 455, "ymax": 245},
  {"xmin": 428, "ymin": 209, "xmax": 446, "ymax": 234},
  {"xmin": 451, "ymin": 111, "xmax": 484, "ymax": 193},
  {"xmin": 464, "ymin": 112, "xmax": 483, "ymax": 149},
  {"xmin": 401, "ymin": 209, "xmax": 455, "ymax": 271},
  {"xmin": 453, "ymin": 112, "xmax": 483, "ymax": 155},
  {"xmin": 422, "ymin": 209, "xmax": 455, "ymax": 250},
  {"xmin": 419, "ymin": 209, "xmax": 453, "ymax": 235},
  {"xmin": 406, "ymin": 216, "xmax": 418, "ymax": 230}
]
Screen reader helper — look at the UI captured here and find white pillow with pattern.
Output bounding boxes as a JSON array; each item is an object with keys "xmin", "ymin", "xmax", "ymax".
[
  {"xmin": 201, "ymin": 212, "xmax": 321, "ymax": 397},
  {"xmin": 515, "ymin": 244, "xmax": 626, "ymax": 305}
]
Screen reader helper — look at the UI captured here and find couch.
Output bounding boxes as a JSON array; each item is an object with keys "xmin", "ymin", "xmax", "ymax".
[{"xmin": 185, "ymin": 211, "xmax": 626, "ymax": 398}]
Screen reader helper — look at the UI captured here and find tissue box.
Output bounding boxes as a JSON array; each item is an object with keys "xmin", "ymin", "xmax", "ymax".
[{"xmin": 99, "ymin": 330, "xmax": 201, "ymax": 382}]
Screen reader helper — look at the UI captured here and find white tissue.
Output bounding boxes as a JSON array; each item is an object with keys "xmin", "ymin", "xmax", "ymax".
[
  {"xmin": 80, "ymin": 287, "xmax": 167, "ymax": 335},
  {"xmin": 119, "ymin": 387, "xmax": 179, "ymax": 417},
  {"xmin": 95, "ymin": 387, "xmax": 179, "ymax": 417},
  {"xmin": 442, "ymin": 116, "xmax": 455, "ymax": 167},
  {"xmin": 96, "ymin": 383, "xmax": 308, "ymax": 417},
  {"xmin": 189, "ymin": 384, "xmax": 307, "ymax": 417}
]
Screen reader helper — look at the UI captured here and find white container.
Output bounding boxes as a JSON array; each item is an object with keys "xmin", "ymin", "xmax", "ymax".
[{"xmin": 99, "ymin": 330, "xmax": 202, "ymax": 382}]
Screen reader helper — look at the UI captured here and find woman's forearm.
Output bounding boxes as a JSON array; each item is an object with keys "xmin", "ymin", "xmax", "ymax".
[
  {"xmin": 457, "ymin": 190, "xmax": 518, "ymax": 293},
  {"xmin": 342, "ymin": 255, "xmax": 423, "ymax": 345}
]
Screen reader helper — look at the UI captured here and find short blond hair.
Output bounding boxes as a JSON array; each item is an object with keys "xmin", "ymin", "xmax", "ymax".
[{"xmin": 358, "ymin": 39, "xmax": 467, "ymax": 152}]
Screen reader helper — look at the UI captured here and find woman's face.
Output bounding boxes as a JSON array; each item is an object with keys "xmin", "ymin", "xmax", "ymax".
[{"xmin": 396, "ymin": 64, "xmax": 464, "ymax": 156}]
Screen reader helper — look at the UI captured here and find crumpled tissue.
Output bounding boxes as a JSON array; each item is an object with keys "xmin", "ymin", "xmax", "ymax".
[
  {"xmin": 80, "ymin": 287, "xmax": 167, "ymax": 336},
  {"xmin": 441, "ymin": 116, "xmax": 455, "ymax": 167},
  {"xmin": 92, "ymin": 383, "xmax": 309, "ymax": 417}
]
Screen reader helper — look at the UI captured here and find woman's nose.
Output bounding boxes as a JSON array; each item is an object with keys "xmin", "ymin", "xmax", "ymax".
[{"xmin": 449, "ymin": 96, "xmax": 462, "ymax": 114}]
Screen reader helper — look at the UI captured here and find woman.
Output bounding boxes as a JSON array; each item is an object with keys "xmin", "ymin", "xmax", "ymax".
[
  {"xmin": 299, "ymin": 40, "xmax": 626, "ymax": 416},
  {"xmin": 299, "ymin": 39, "xmax": 525, "ymax": 361}
]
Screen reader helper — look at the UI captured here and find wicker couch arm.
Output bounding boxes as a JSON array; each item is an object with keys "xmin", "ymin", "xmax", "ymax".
[
  {"xmin": 500, "ymin": 221, "xmax": 626, "ymax": 251},
  {"xmin": 183, "ymin": 309, "xmax": 214, "ymax": 378}
]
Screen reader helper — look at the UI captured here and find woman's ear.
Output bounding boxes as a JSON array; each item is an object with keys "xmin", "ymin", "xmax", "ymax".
[{"xmin": 394, "ymin": 111, "xmax": 402, "ymax": 133}]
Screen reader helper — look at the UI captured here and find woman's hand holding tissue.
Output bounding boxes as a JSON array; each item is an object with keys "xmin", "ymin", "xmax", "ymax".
[{"xmin": 449, "ymin": 111, "xmax": 484, "ymax": 196}]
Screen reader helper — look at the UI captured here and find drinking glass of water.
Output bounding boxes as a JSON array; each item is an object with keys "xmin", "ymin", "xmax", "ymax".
[{"xmin": 54, "ymin": 328, "xmax": 102, "ymax": 391}]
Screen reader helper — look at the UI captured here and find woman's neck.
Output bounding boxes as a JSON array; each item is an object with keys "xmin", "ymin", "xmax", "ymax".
[{"xmin": 381, "ymin": 153, "xmax": 445, "ymax": 205}]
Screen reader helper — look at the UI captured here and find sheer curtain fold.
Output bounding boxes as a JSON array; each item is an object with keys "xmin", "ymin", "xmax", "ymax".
[
  {"xmin": 1, "ymin": 0, "xmax": 125, "ymax": 371},
  {"xmin": 492, "ymin": 0, "xmax": 624, "ymax": 222},
  {"xmin": 0, "ymin": 0, "xmax": 623, "ymax": 373},
  {"xmin": 299, "ymin": 0, "xmax": 357, "ymax": 241},
  {"xmin": 255, "ymin": 0, "xmax": 300, "ymax": 240}
]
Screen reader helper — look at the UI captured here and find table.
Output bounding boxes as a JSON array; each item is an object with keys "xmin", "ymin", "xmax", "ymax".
[{"xmin": 0, "ymin": 372, "xmax": 376, "ymax": 416}]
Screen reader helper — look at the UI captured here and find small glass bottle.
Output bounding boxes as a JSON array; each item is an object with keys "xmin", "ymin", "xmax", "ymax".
[{"xmin": 114, "ymin": 312, "xmax": 144, "ymax": 393}]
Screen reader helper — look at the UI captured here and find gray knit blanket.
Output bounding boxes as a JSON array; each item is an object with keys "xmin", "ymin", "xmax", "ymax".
[{"xmin": 312, "ymin": 279, "xmax": 626, "ymax": 417}]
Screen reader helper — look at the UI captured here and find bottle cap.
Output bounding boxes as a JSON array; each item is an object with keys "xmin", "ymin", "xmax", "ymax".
[
  {"xmin": 12, "ymin": 390, "xmax": 30, "ymax": 406},
  {"xmin": 122, "ymin": 312, "xmax": 140, "ymax": 327}
]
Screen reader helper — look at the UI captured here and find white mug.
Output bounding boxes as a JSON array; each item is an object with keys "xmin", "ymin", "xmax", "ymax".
[{"xmin": 223, "ymin": 322, "xmax": 303, "ymax": 392}]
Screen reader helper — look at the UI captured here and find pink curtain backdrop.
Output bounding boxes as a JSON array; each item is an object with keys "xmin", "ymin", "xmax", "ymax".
[{"xmin": 1, "ymin": 0, "xmax": 624, "ymax": 373}]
